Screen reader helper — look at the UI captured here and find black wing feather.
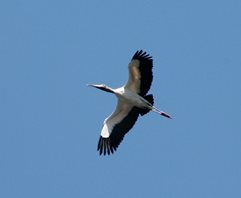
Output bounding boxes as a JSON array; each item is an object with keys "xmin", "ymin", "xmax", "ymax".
[
  {"xmin": 132, "ymin": 50, "xmax": 153, "ymax": 96},
  {"xmin": 97, "ymin": 107, "xmax": 140, "ymax": 155}
]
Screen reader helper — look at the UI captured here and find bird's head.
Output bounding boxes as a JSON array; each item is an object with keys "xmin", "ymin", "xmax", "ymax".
[{"xmin": 87, "ymin": 84, "xmax": 114, "ymax": 93}]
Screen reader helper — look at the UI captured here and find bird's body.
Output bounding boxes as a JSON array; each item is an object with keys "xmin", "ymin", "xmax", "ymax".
[
  {"xmin": 88, "ymin": 50, "xmax": 171, "ymax": 155},
  {"xmin": 112, "ymin": 87, "xmax": 151, "ymax": 108}
]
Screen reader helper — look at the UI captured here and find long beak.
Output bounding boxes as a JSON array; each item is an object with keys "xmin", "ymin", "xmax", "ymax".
[
  {"xmin": 87, "ymin": 84, "xmax": 96, "ymax": 88},
  {"xmin": 87, "ymin": 83, "xmax": 114, "ymax": 94},
  {"xmin": 87, "ymin": 84, "xmax": 102, "ymax": 90}
]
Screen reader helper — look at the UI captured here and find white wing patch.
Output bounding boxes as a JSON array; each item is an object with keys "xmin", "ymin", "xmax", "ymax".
[
  {"xmin": 101, "ymin": 124, "xmax": 111, "ymax": 138},
  {"xmin": 125, "ymin": 59, "xmax": 141, "ymax": 93},
  {"xmin": 101, "ymin": 101, "xmax": 133, "ymax": 138}
]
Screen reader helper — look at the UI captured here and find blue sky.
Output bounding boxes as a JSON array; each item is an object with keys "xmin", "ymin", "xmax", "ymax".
[{"xmin": 1, "ymin": 0, "xmax": 241, "ymax": 197}]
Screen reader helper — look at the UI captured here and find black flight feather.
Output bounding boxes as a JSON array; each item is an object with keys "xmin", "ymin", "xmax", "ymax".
[{"xmin": 132, "ymin": 50, "xmax": 153, "ymax": 96}]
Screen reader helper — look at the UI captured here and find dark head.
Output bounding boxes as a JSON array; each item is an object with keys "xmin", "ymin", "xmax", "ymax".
[{"xmin": 87, "ymin": 84, "xmax": 114, "ymax": 93}]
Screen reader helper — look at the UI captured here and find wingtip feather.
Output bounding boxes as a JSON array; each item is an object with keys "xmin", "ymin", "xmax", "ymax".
[{"xmin": 97, "ymin": 136, "xmax": 115, "ymax": 156}]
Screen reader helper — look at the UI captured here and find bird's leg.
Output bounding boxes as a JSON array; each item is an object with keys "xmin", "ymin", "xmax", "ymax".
[
  {"xmin": 139, "ymin": 96, "xmax": 172, "ymax": 119},
  {"xmin": 151, "ymin": 106, "xmax": 172, "ymax": 119}
]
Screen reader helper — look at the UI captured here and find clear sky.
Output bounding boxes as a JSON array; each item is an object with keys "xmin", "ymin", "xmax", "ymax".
[{"xmin": 1, "ymin": 0, "xmax": 241, "ymax": 197}]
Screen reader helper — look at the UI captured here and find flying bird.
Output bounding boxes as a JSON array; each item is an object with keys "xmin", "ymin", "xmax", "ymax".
[{"xmin": 88, "ymin": 50, "xmax": 171, "ymax": 155}]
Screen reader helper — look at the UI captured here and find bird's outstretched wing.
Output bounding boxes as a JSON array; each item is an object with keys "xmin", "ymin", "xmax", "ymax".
[
  {"xmin": 97, "ymin": 101, "xmax": 140, "ymax": 155},
  {"xmin": 125, "ymin": 50, "xmax": 153, "ymax": 96}
]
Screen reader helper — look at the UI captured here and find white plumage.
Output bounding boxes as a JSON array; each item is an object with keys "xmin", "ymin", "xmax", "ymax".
[{"xmin": 88, "ymin": 50, "xmax": 171, "ymax": 155}]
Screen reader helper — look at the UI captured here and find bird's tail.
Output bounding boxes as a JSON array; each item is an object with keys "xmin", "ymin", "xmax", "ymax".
[{"xmin": 139, "ymin": 94, "xmax": 154, "ymax": 116}]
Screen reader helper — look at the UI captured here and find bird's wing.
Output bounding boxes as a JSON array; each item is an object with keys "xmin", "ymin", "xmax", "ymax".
[
  {"xmin": 97, "ymin": 100, "xmax": 140, "ymax": 155},
  {"xmin": 124, "ymin": 50, "xmax": 153, "ymax": 96}
]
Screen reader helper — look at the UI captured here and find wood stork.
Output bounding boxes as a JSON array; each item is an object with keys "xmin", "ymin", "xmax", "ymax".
[{"xmin": 88, "ymin": 50, "xmax": 171, "ymax": 155}]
